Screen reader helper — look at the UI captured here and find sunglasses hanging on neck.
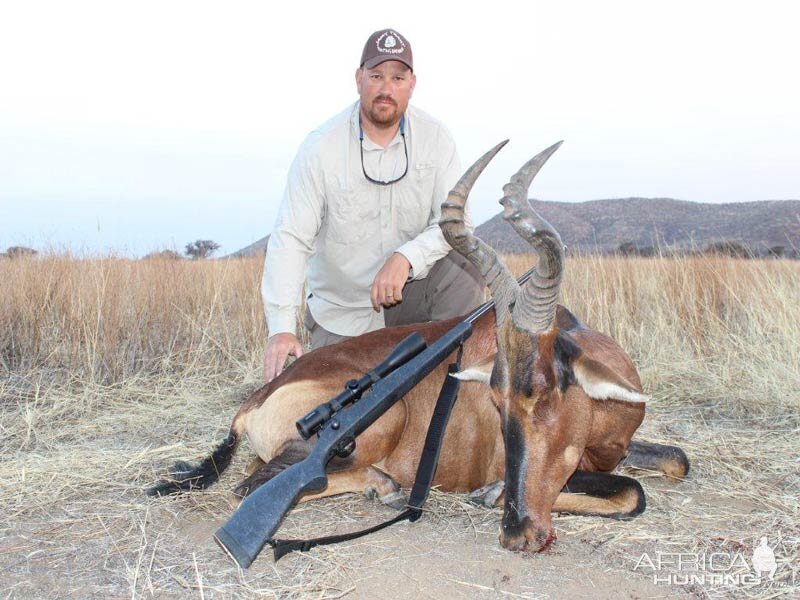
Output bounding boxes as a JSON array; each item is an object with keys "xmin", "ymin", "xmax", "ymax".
[{"xmin": 359, "ymin": 115, "xmax": 408, "ymax": 186}]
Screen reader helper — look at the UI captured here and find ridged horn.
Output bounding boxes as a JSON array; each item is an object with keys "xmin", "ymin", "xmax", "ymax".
[
  {"xmin": 439, "ymin": 140, "xmax": 519, "ymax": 326},
  {"xmin": 499, "ymin": 141, "xmax": 565, "ymax": 334}
]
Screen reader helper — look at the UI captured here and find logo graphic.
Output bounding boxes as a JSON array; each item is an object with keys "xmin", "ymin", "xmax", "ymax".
[
  {"xmin": 633, "ymin": 536, "xmax": 793, "ymax": 589},
  {"xmin": 752, "ymin": 537, "xmax": 777, "ymax": 580},
  {"xmin": 376, "ymin": 31, "xmax": 406, "ymax": 55}
]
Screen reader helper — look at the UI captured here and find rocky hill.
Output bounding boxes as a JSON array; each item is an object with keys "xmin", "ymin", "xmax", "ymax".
[
  {"xmin": 227, "ymin": 235, "xmax": 269, "ymax": 258},
  {"xmin": 475, "ymin": 198, "xmax": 800, "ymax": 255},
  {"xmin": 229, "ymin": 198, "xmax": 800, "ymax": 257}
]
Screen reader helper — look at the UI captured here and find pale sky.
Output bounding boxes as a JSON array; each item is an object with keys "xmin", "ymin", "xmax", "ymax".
[{"xmin": 1, "ymin": 0, "xmax": 798, "ymax": 256}]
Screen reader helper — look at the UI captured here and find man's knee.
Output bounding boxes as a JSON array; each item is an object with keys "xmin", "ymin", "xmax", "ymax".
[
  {"xmin": 427, "ymin": 250, "xmax": 485, "ymax": 321},
  {"xmin": 384, "ymin": 250, "xmax": 485, "ymax": 327}
]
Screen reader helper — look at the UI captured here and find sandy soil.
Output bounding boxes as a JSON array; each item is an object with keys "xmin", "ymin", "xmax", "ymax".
[{"xmin": 2, "ymin": 377, "xmax": 797, "ymax": 599}]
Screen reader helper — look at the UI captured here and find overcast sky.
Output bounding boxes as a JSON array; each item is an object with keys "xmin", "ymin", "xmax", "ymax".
[{"xmin": 1, "ymin": 0, "xmax": 798, "ymax": 256}]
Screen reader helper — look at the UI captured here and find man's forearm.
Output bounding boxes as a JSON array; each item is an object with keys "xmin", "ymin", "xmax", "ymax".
[
  {"xmin": 395, "ymin": 226, "xmax": 452, "ymax": 281},
  {"xmin": 261, "ymin": 241, "xmax": 309, "ymax": 338}
]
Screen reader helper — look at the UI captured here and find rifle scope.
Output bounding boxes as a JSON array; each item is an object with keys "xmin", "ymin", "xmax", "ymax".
[{"xmin": 296, "ymin": 332, "xmax": 427, "ymax": 439}]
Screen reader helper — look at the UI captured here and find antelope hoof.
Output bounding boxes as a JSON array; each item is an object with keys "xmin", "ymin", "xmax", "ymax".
[
  {"xmin": 468, "ymin": 480, "xmax": 505, "ymax": 508},
  {"xmin": 365, "ymin": 474, "xmax": 406, "ymax": 510},
  {"xmin": 379, "ymin": 489, "xmax": 407, "ymax": 510}
]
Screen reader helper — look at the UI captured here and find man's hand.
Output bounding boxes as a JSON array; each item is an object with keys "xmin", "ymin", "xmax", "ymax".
[
  {"xmin": 263, "ymin": 332, "xmax": 304, "ymax": 382},
  {"xmin": 371, "ymin": 252, "xmax": 411, "ymax": 312}
]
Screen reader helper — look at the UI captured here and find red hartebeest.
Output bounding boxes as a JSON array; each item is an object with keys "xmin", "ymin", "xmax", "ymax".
[{"xmin": 149, "ymin": 141, "xmax": 688, "ymax": 553}]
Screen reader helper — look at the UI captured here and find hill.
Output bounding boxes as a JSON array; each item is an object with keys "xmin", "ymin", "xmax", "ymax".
[
  {"xmin": 476, "ymin": 198, "xmax": 800, "ymax": 254},
  {"xmin": 227, "ymin": 235, "xmax": 269, "ymax": 258},
  {"xmin": 229, "ymin": 199, "xmax": 800, "ymax": 257}
]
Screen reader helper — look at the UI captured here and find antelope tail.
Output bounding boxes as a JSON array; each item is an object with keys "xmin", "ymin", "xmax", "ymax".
[{"xmin": 147, "ymin": 430, "xmax": 240, "ymax": 496}]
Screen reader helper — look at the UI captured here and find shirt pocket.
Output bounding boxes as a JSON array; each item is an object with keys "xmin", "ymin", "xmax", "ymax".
[
  {"xmin": 325, "ymin": 184, "xmax": 377, "ymax": 245},
  {"xmin": 396, "ymin": 164, "xmax": 437, "ymax": 236}
]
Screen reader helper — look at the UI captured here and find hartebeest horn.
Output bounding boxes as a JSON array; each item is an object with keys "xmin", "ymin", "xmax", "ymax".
[
  {"xmin": 439, "ymin": 140, "xmax": 519, "ymax": 326},
  {"xmin": 500, "ymin": 141, "xmax": 565, "ymax": 334}
]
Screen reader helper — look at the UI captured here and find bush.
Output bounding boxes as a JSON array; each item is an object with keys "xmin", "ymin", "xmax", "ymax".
[
  {"xmin": 185, "ymin": 240, "xmax": 220, "ymax": 260},
  {"xmin": 704, "ymin": 241, "xmax": 751, "ymax": 258},
  {"xmin": 143, "ymin": 249, "xmax": 183, "ymax": 260},
  {"xmin": 4, "ymin": 246, "xmax": 38, "ymax": 259}
]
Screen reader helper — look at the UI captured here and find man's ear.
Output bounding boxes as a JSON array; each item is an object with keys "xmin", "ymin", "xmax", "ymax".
[
  {"xmin": 452, "ymin": 353, "xmax": 495, "ymax": 385},
  {"xmin": 571, "ymin": 354, "xmax": 649, "ymax": 403},
  {"xmin": 355, "ymin": 67, "xmax": 364, "ymax": 92},
  {"xmin": 409, "ymin": 71, "xmax": 416, "ymax": 97}
]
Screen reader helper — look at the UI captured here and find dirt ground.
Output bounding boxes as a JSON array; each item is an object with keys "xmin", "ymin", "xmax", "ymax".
[{"xmin": 2, "ymin": 374, "xmax": 798, "ymax": 599}]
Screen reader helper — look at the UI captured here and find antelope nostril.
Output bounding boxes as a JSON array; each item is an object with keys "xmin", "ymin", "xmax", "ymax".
[
  {"xmin": 501, "ymin": 514, "xmax": 531, "ymax": 537},
  {"xmin": 499, "ymin": 531, "xmax": 529, "ymax": 552}
]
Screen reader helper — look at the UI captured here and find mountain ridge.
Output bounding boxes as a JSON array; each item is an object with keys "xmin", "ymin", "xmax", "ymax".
[
  {"xmin": 228, "ymin": 198, "xmax": 800, "ymax": 257},
  {"xmin": 475, "ymin": 197, "xmax": 800, "ymax": 254}
]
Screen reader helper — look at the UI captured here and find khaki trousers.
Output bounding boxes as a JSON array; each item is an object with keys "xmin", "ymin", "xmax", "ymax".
[{"xmin": 305, "ymin": 249, "xmax": 485, "ymax": 349}]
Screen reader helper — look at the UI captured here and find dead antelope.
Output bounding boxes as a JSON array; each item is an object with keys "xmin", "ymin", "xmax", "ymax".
[{"xmin": 149, "ymin": 141, "xmax": 689, "ymax": 554}]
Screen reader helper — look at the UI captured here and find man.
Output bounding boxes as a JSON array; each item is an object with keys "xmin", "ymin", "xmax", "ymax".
[{"xmin": 262, "ymin": 28, "xmax": 484, "ymax": 382}]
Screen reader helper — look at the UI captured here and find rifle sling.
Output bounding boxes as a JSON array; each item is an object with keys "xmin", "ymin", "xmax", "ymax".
[{"xmin": 269, "ymin": 346, "xmax": 464, "ymax": 562}]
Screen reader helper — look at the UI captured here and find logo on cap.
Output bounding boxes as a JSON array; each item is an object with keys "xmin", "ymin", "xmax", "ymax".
[{"xmin": 376, "ymin": 31, "xmax": 406, "ymax": 55}]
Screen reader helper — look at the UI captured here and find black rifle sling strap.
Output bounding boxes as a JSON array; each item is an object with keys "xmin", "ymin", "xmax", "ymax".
[
  {"xmin": 270, "ymin": 346, "xmax": 464, "ymax": 561},
  {"xmin": 406, "ymin": 347, "xmax": 464, "ymax": 521}
]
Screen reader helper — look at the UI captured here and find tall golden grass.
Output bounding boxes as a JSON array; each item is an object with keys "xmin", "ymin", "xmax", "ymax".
[
  {"xmin": 2, "ymin": 253, "xmax": 798, "ymax": 409},
  {"xmin": 0, "ymin": 255, "xmax": 267, "ymax": 383},
  {"xmin": 3, "ymin": 252, "xmax": 799, "ymax": 598}
]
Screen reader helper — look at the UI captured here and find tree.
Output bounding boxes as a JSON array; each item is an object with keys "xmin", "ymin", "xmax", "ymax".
[
  {"xmin": 143, "ymin": 249, "xmax": 183, "ymax": 260},
  {"xmin": 767, "ymin": 245, "xmax": 785, "ymax": 258},
  {"xmin": 615, "ymin": 242, "xmax": 657, "ymax": 257},
  {"xmin": 185, "ymin": 240, "xmax": 220, "ymax": 260},
  {"xmin": 5, "ymin": 246, "xmax": 38, "ymax": 259},
  {"xmin": 705, "ymin": 241, "xmax": 750, "ymax": 258}
]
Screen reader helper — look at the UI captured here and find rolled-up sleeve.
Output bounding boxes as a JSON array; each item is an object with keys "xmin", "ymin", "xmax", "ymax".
[
  {"xmin": 395, "ymin": 132, "xmax": 472, "ymax": 280},
  {"xmin": 261, "ymin": 137, "xmax": 324, "ymax": 337}
]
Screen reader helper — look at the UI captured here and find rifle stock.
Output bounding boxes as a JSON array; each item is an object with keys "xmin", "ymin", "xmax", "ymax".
[
  {"xmin": 214, "ymin": 321, "xmax": 474, "ymax": 568},
  {"xmin": 214, "ymin": 452, "xmax": 328, "ymax": 568}
]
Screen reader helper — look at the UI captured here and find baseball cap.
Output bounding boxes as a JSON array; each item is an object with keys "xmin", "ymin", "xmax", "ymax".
[{"xmin": 360, "ymin": 29, "xmax": 413, "ymax": 71}]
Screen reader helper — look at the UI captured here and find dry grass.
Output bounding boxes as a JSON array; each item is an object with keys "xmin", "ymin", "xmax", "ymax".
[
  {"xmin": 0, "ymin": 255, "xmax": 267, "ymax": 384},
  {"xmin": 2, "ymin": 253, "xmax": 799, "ymax": 598}
]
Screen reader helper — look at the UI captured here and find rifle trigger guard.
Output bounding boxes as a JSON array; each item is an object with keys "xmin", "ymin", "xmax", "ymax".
[{"xmin": 333, "ymin": 437, "xmax": 356, "ymax": 458}]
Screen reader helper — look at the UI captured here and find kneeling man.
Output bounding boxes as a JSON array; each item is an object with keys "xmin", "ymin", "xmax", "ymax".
[{"xmin": 262, "ymin": 28, "xmax": 484, "ymax": 381}]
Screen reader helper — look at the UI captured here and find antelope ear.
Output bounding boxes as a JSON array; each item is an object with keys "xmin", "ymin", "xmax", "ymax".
[
  {"xmin": 571, "ymin": 354, "xmax": 649, "ymax": 403},
  {"xmin": 452, "ymin": 354, "xmax": 495, "ymax": 385}
]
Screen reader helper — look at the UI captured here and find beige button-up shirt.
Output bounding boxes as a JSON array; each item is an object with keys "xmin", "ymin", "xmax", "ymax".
[{"xmin": 262, "ymin": 102, "xmax": 469, "ymax": 337}]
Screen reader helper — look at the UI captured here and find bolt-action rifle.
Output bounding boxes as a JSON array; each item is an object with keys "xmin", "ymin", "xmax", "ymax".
[{"xmin": 214, "ymin": 269, "xmax": 534, "ymax": 568}]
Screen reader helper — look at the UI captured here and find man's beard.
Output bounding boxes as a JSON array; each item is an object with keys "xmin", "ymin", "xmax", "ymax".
[{"xmin": 366, "ymin": 99, "xmax": 400, "ymax": 127}]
